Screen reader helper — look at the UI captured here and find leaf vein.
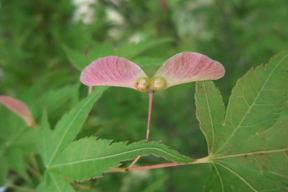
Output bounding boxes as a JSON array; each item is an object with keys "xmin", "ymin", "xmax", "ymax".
[
  {"xmin": 50, "ymin": 172, "xmax": 62, "ymax": 192},
  {"xmin": 242, "ymin": 96, "xmax": 251, "ymax": 107},
  {"xmin": 216, "ymin": 162, "xmax": 258, "ymax": 192},
  {"xmin": 50, "ymin": 146, "xmax": 189, "ymax": 168},
  {"xmin": 213, "ymin": 162, "xmax": 225, "ymax": 192},
  {"xmin": 213, "ymin": 148, "xmax": 288, "ymax": 159},
  {"xmin": 216, "ymin": 55, "xmax": 288, "ymax": 154},
  {"xmin": 267, "ymin": 171, "xmax": 288, "ymax": 179},
  {"xmin": 47, "ymin": 94, "xmax": 97, "ymax": 166},
  {"xmin": 203, "ymin": 81, "xmax": 215, "ymax": 154}
]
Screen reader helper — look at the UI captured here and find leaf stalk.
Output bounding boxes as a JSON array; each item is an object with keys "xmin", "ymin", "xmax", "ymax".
[
  {"xmin": 127, "ymin": 90, "xmax": 155, "ymax": 169},
  {"xmin": 108, "ymin": 156, "xmax": 209, "ymax": 173}
]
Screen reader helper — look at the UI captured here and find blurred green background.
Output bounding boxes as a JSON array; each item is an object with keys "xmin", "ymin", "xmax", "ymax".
[{"xmin": 0, "ymin": 0, "xmax": 288, "ymax": 191}]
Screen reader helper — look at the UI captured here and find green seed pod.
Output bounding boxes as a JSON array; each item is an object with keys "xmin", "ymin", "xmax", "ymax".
[
  {"xmin": 150, "ymin": 76, "xmax": 167, "ymax": 91},
  {"xmin": 135, "ymin": 77, "xmax": 150, "ymax": 92}
]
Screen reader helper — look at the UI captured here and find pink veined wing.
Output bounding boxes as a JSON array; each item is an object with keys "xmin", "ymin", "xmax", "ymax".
[
  {"xmin": 153, "ymin": 52, "xmax": 225, "ymax": 88},
  {"xmin": 0, "ymin": 96, "xmax": 35, "ymax": 127},
  {"xmin": 80, "ymin": 56, "xmax": 147, "ymax": 89}
]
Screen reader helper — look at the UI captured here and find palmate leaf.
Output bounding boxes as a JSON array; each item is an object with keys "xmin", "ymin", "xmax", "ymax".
[
  {"xmin": 195, "ymin": 52, "xmax": 288, "ymax": 191},
  {"xmin": 36, "ymin": 87, "xmax": 107, "ymax": 191},
  {"xmin": 38, "ymin": 86, "xmax": 108, "ymax": 167},
  {"xmin": 63, "ymin": 44, "xmax": 114, "ymax": 71},
  {"xmin": 11, "ymin": 128, "xmax": 39, "ymax": 153},
  {"xmin": 86, "ymin": 42, "xmax": 114, "ymax": 63},
  {"xmin": 37, "ymin": 170, "xmax": 76, "ymax": 192},
  {"xmin": 32, "ymin": 84, "xmax": 79, "ymax": 118},
  {"xmin": 0, "ymin": 84, "xmax": 79, "ymax": 182},
  {"xmin": 115, "ymin": 38, "xmax": 172, "ymax": 59},
  {"xmin": 36, "ymin": 139, "xmax": 192, "ymax": 192},
  {"xmin": 20, "ymin": 73, "xmax": 51, "ymax": 105},
  {"xmin": 64, "ymin": 38, "xmax": 172, "ymax": 71},
  {"xmin": 36, "ymin": 84, "xmax": 193, "ymax": 191},
  {"xmin": 0, "ymin": 108, "xmax": 31, "ymax": 181},
  {"xmin": 4, "ymin": 147, "xmax": 30, "ymax": 181},
  {"xmin": 0, "ymin": 107, "xmax": 27, "ymax": 145},
  {"xmin": 50, "ymin": 137, "xmax": 193, "ymax": 181},
  {"xmin": 62, "ymin": 45, "xmax": 87, "ymax": 71}
]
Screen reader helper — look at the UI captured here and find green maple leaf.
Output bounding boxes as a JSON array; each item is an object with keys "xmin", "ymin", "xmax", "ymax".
[
  {"xmin": 0, "ymin": 107, "xmax": 33, "ymax": 181},
  {"xmin": 38, "ymin": 87, "xmax": 109, "ymax": 167},
  {"xmin": 36, "ymin": 87, "xmax": 108, "ymax": 191},
  {"xmin": 63, "ymin": 38, "xmax": 171, "ymax": 71},
  {"xmin": 37, "ymin": 170, "xmax": 76, "ymax": 192},
  {"xmin": 50, "ymin": 137, "xmax": 192, "ymax": 182},
  {"xmin": 115, "ymin": 38, "xmax": 172, "ymax": 59},
  {"xmin": 36, "ymin": 86, "xmax": 193, "ymax": 191},
  {"xmin": 195, "ymin": 52, "xmax": 288, "ymax": 191},
  {"xmin": 37, "ymin": 137, "xmax": 192, "ymax": 192},
  {"xmin": 0, "ymin": 84, "xmax": 79, "ymax": 183}
]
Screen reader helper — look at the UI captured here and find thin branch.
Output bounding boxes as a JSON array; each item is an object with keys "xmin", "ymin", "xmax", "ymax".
[
  {"xmin": 107, "ymin": 157, "xmax": 209, "ymax": 173},
  {"xmin": 106, "ymin": 167, "xmax": 127, "ymax": 173},
  {"xmin": 146, "ymin": 90, "xmax": 154, "ymax": 142},
  {"xmin": 127, "ymin": 90, "xmax": 155, "ymax": 169},
  {"xmin": 127, "ymin": 156, "xmax": 141, "ymax": 169}
]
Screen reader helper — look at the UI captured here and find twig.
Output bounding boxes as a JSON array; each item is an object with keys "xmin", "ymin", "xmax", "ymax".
[
  {"xmin": 145, "ymin": 90, "xmax": 154, "ymax": 142},
  {"xmin": 127, "ymin": 156, "xmax": 141, "ymax": 169},
  {"xmin": 127, "ymin": 90, "xmax": 154, "ymax": 169},
  {"xmin": 106, "ymin": 167, "xmax": 127, "ymax": 173},
  {"xmin": 107, "ymin": 157, "xmax": 209, "ymax": 173}
]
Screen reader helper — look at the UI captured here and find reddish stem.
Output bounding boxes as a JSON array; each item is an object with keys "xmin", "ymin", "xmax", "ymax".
[
  {"xmin": 107, "ymin": 163, "xmax": 180, "ymax": 173},
  {"xmin": 127, "ymin": 156, "xmax": 141, "ymax": 169},
  {"xmin": 146, "ymin": 90, "xmax": 154, "ymax": 142},
  {"xmin": 107, "ymin": 157, "xmax": 209, "ymax": 173},
  {"xmin": 130, "ymin": 162, "xmax": 179, "ymax": 171},
  {"xmin": 127, "ymin": 90, "xmax": 155, "ymax": 169}
]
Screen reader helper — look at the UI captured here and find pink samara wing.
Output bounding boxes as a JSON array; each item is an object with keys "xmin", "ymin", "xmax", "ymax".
[
  {"xmin": 0, "ymin": 96, "xmax": 35, "ymax": 127},
  {"xmin": 80, "ymin": 56, "xmax": 147, "ymax": 89},
  {"xmin": 154, "ymin": 52, "xmax": 225, "ymax": 88}
]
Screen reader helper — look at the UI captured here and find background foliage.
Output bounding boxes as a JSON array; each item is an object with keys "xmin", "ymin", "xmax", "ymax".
[{"xmin": 0, "ymin": 0, "xmax": 288, "ymax": 191}]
